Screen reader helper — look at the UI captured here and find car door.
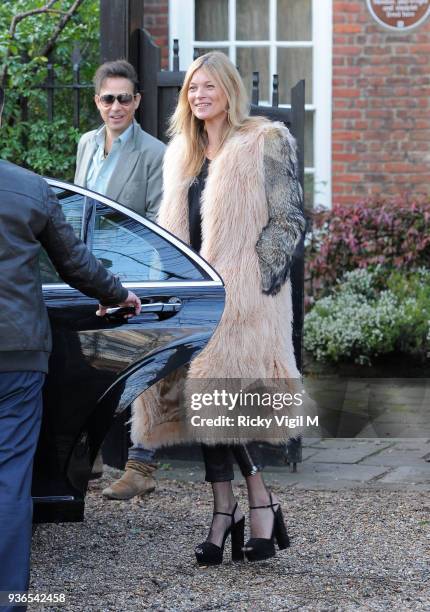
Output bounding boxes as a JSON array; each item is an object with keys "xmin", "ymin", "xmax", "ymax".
[{"xmin": 32, "ymin": 180, "xmax": 225, "ymax": 522}]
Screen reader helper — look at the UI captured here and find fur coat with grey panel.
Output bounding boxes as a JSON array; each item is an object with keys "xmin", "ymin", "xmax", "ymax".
[{"xmin": 131, "ymin": 117, "xmax": 306, "ymax": 448}]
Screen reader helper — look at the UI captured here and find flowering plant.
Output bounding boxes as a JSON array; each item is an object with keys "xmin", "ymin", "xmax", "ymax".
[{"xmin": 304, "ymin": 268, "xmax": 430, "ymax": 365}]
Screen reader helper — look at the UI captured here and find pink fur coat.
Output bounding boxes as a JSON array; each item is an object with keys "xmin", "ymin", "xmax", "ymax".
[{"xmin": 130, "ymin": 118, "xmax": 305, "ymax": 448}]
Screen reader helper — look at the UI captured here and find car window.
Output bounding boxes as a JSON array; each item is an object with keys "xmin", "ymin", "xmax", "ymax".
[
  {"xmin": 40, "ymin": 188, "xmax": 85, "ymax": 284},
  {"xmin": 92, "ymin": 202, "xmax": 207, "ymax": 282}
]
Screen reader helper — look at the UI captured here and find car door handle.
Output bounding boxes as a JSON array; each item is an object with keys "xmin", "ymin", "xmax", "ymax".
[
  {"xmin": 140, "ymin": 300, "xmax": 182, "ymax": 313},
  {"xmin": 106, "ymin": 299, "xmax": 182, "ymax": 317}
]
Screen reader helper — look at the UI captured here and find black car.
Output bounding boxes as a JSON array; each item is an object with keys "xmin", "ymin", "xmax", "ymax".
[{"xmin": 32, "ymin": 179, "xmax": 225, "ymax": 523}]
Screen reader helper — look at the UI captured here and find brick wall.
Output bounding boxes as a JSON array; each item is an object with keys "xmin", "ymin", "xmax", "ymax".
[
  {"xmin": 143, "ymin": 0, "xmax": 169, "ymax": 68},
  {"xmin": 332, "ymin": 1, "xmax": 430, "ymax": 204}
]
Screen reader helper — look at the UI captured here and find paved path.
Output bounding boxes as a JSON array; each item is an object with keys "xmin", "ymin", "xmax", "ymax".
[
  {"xmin": 304, "ymin": 377, "xmax": 430, "ymax": 438},
  {"xmin": 158, "ymin": 438, "xmax": 430, "ymax": 491}
]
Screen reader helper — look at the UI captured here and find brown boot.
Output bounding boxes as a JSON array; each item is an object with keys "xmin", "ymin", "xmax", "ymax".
[{"xmin": 102, "ymin": 460, "xmax": 157, "ymax": 500}]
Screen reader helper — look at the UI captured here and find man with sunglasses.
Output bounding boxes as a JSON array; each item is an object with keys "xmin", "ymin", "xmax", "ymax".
[
  {"xmin": 75, "ymin": 60, "xmax": 165, "ymax": 500},
  {"xmin": 75, "ymin": 59, "xmax": 165, "ymax": 221}
]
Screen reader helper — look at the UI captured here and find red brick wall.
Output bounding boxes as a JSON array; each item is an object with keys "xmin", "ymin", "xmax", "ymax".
[
  {"xmin": 332, "ymin": 1, "xmax": 430, "ymax": 204},
  {"xmin": 143, "ymin": 0, "xmax": 169, "ymax": 68}
]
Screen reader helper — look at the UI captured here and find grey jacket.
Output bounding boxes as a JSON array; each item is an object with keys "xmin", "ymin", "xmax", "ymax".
[
  {"xmin": 74, "ymin": 120, "xmax": 165, "ymax": 221},
  {"xmin": 0, "ymin": 160, "xmax": 127, "ymax": 374}
]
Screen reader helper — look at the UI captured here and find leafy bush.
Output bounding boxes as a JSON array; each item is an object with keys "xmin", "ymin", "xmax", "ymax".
[
  {"xmin": 304, "ymin": 267, "xmax": 430, "ymax": 365},
  {"xmin": 1, "ymin": 119, "xmax": 81, "ymax": 177},
  {"xmin": 306, "ymin": 197, "xmax": 430, "ymax": 304},
  {"xmin": 0, "ymin": 0, "xmax": 99, "ymax": 181},
  {"xmin": 385, "ymin": 269, "xmax": 430, "ymax": 357}
]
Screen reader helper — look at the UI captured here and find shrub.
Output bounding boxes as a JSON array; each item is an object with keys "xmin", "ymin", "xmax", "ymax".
[
  {"xmin": 306, "ymin": 197, "xmax": 430, "ymax": 304},
  {"xmin": 304, "ymin": 267, "xmax": 430, "ymax": 365},
  {"xmin": 385, "ymin": 269, "xmax": 430, "ymax": 357},
  {"xmin": 1, "ymin": 119, "xmax": 81, "ymax": 177}
]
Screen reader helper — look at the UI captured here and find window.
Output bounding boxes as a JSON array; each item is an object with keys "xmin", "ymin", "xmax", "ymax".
[
  {"xmin": 41, "ymin": 186, "xmax": 210, "ymax": 285},
  {"xmin": 40, "ymin": 188, "xmax": 85, "ymax": 284},
  {"xmin": 92, "ymin": 203, "xmax": 207, "ymax": 282},
  {"xmin": 170, "ymin": 0, "xmax": 332, "ymax": 208}
]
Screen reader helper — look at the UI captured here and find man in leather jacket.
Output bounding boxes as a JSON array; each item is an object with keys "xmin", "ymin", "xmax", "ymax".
[{"xmin": 0, "ymin": 85, "xmax": 141, "ymax": 608}]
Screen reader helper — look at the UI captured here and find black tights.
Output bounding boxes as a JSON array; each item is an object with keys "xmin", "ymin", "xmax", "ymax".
[
  {"xmin": 200, "ymin": 443, "xmax": 279, "ymax": 546},
  {"xmin": 201, "ymin": 442, "xmax": 264, "ymax": 482}
]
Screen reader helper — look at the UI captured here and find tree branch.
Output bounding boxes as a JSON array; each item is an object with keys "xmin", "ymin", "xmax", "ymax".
[
  {"xmin": 8, "ymin": 0, "xmax": 60, "ymax": 40},
  {"xmin": 0, "ymin": 0, "xmax": 86, "ymax": 87},
  {"xmin": 39, "ymin": 0, "xmax": 86, "ymax": 59}
]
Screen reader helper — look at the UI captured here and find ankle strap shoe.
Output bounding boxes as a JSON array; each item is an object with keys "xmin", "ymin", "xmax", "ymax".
[
  {"xmin": 195, "ymin": 502, "xmax": 245, "ymax": 566},
  {"xmin": 243, "ymin": 493, "xmax": 290, "ymax": 562}
]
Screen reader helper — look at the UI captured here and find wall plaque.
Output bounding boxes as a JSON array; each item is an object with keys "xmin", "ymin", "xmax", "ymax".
[{"xmin": 367, "ymin": 0, "xmax": 430, "ymax": 30}]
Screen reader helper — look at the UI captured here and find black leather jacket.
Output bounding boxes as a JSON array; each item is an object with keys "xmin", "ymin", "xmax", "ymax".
[{"xmin": 0, "ymin": 160, "xmax": 127, "ymax": 373}]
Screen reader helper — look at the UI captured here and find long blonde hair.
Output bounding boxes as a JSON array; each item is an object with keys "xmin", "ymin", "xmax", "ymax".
[{"xmin": 168, "ymin": 51, "xmax": 250, "ymax": 177}]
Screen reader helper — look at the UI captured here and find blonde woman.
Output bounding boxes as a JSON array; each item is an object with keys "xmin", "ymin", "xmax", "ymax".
[{"xmin": 132, "ymin": 52, "xmax": 305, "ymax": 564}]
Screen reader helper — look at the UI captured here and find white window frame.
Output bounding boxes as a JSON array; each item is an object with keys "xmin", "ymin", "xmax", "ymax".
[{"xmin": 169, "ymin": 0, "xmax": 332, "ymax": 208}]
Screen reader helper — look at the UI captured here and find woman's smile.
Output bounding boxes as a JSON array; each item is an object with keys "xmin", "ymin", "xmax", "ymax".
[{"xmin": 188, "ymin": 68, "xmax": 228, "ymax": 122}]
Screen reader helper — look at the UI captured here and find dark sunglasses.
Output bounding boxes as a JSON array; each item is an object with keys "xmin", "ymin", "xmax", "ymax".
[{"xmin": 98, "ymin": 93, "xmax": 137, "ymax": 107}]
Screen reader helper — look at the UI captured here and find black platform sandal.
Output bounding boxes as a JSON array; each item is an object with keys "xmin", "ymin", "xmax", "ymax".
[
  {"xmin": 243, "ymin": 493, "xmax": 290, "ymax": 562},
  {"xmin": 195, "ymin": 502, "xmax": 245, "ymax": 566}
]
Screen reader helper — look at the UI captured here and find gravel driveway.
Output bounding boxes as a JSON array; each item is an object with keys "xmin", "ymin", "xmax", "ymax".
[{"xmin": 29, "ymin": 467, "xmax": 430, "ymax": 611}]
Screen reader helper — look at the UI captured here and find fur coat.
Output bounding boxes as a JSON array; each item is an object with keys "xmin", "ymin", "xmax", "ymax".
[{"xmin": 131, "ymin": 118, "xmax": 306, "ymax": 448}]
